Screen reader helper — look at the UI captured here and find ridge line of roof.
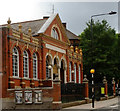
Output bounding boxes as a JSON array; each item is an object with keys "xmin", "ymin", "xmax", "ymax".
[{"xmin": 1, "ymin": 18, "xmax": 47, "ymax": 26}]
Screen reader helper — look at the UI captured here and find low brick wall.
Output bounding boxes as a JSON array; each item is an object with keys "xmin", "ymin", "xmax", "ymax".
[{"xmin": 1, "ymin": 80, "xmax": 62, "ymax": 110}]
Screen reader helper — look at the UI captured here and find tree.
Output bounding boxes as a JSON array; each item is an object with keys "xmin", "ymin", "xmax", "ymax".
[{"xmin": 79, "ymin": 20, "xmax": 117, "ymax": 83}]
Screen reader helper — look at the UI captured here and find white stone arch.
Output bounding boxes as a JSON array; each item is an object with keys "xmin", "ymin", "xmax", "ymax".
[
  {"xmin": 46, "ymin": 53, "xmax": 53, "ymax": 65},
  {"xmin": 52, "ymin": 55, "xmax": 61, "ymax": 80},
  {"xmin": 52, "ymin": 55, "xmax": 60, "ymax": 67},
  {"xmin": 51, "ymin": 24, "xmax": 62, "ymax": 41},
  {"xmin": 60, "ymin": 56, "xmax": 67, "ymax": 69}
]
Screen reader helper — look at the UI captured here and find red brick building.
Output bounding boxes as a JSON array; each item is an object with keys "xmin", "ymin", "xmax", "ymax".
[{"xmin": 0, "ymin": 14, "xmax": 83, "ymax": 110}]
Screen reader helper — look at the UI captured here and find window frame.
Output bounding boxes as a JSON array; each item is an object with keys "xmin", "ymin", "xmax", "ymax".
[
  {"xmin": 33, "ymin": 53, "xmax": 38, "ymax": 79},
  {"xmin": 23, "ymin": 50, "xmax": 29, "ymax": 78},
  {"xmin": 12, "ymin": 47, "xmax": 19, "ymax": 77}
]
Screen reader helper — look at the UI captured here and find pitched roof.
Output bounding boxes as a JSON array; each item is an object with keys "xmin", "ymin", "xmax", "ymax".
[
  {"xmin": 10, "ymin": 19, "xmax": 47, "ymax": 35},
  {"xmin": 2, "ymin": 13, "xmax": 79, "ymax": 41},
  {"xmin": 66, "ymin": 29, "xmax": 80, "ymax": 40}
]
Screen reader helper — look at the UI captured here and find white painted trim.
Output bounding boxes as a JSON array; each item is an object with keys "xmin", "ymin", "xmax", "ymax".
[
  {"xmin": 46, "ymin": 44, "xmax": 66, "ymax": 54},
  {"xmin": 38, "ymin": 14, "xmax": 57, "ymax": 33}
]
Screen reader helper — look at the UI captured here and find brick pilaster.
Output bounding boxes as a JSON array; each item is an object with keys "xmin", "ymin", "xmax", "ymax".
[
  {"xmin": 103, "ymin": 76, "xmax": 108, "ymax": 99},
  {"xmin": 83, "ymin": 75, "xmax": 89, "ymax": 103}
]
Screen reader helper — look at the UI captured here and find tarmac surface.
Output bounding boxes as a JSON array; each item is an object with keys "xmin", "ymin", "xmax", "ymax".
[{"xmin": 63, "ymin": 97, "xmax": 119, "ymax": 111}]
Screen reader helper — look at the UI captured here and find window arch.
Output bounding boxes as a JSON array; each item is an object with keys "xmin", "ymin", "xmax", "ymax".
[
  {"xmin": 51, "ymin": 27, "xmax": 59, "ymax": 40},
  {"xmin": 33, "ymin": 53, "xmax": 38, "ymax": 79},
  {"xmin": 12, "ymin": 47, "xmax": 19, "ymax": 77},
  {"xmin": 23, "ymin": 50, "xmax": 29, "ymax": 78}
]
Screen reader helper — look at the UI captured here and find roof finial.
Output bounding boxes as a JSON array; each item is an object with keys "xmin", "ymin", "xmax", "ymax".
[
  {"xmin": 18, "ymin": 24, "xmax": 22, "ymax": 32},
  {"xmin": 7, "ymin": 17, "xmax": 11, "ymax": 24},
  {"xmin": 28, "ymin": 27, "xmax": 32, "ymax": 36},
  {"xmin": 7, "ymin": 17, "xmax": 11, "ymax": 28}
]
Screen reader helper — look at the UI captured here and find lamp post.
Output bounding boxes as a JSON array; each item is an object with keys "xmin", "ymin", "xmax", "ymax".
[
  {"xmin": 90, "ymin": 11, "xmax": 117, "ymax": 108},
  {"xmin": 90, "ymin": 69, "xmax": 95, "ymax": 108}
]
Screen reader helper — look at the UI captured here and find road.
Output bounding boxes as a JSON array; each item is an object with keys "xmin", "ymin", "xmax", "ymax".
[{"xmin": 63, "ymin": 97, "xmax": 120, "ymax": 111}]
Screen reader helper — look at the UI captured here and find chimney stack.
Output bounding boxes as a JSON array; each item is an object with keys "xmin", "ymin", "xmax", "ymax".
[
  {"xmin": 43, "ymin": 16, "xmax": 49, "ymax": 19},
  {"xmin": 62, "ymin": 23, "xmax": 66, "ymax": 29}
]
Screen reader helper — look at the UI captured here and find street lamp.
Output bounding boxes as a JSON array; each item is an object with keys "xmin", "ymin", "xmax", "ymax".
[
  {"xmin": 90, "ymin": 11, "xmax": 117, "ymax": 108},
  {"xmin": 90, "ymin": 69, "xmax": 95, "ymax": 108},
  {"xmin": 91, "ymin": 11, "xmax": 117, "ymax": 49},
  {"xmin": 91, "ymin": 11, "xmax": 117, "ymax": 44}
]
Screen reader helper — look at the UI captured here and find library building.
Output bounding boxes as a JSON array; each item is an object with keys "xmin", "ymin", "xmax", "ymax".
[{"xmin": 0, "ymin": 13, "xmax": 83, "ymax": 110}]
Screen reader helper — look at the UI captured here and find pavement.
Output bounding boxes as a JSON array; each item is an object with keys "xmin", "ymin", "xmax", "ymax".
[{"xmin": 64, "ymin": 97, "xmax": 119, "ymax": 110}]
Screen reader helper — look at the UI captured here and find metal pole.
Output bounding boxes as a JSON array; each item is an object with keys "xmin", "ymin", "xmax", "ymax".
[
  {"xmin": 92, "ymin": 73, "xmax": 94, "ymax": 108},
  {"xmin": 91, "ymin": 17, "xmax": 94, "ymax": 108}
]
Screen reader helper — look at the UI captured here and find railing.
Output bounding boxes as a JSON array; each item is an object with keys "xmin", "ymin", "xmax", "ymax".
[
  {"xmin": 89, "ymin": 83, "xmax": 104, "ymax": 101},
  {"xmin": 61, "ymin": 82, "xmax": 115, "ymax": 103}
]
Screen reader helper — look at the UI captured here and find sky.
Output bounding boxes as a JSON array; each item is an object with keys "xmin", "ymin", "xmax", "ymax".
[{"xmin": 0, "ymin": 0, "xmax": 118, "ymax": 35}]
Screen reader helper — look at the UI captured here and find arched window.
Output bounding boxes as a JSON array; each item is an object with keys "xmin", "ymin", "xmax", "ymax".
[
  {"xmin": 23, "ymin": 50, "xmax": 29, "ymax": 78},
  {"xmin": 12, "ymin": 47, "xmax": 19, "ymax": 77},
  {"xmin": 79, "ymin": 65, "xmax": 81, "ymax": 83},
  {"xmin": 69, "ymin": 62, "xmax": 72, "ymax": 82},
  {"xmin": 46, "ymin": 56, "xmax": 51, "ymax": 79},
  {"xmin": 74, "ymin": 64, "xmax": 77, "ymax": 83},
  {"xmin": 33, "ymin": 53, "xmax": 37, "ymax": 79},
  {"xmin": 51, "ymin": 28, "xmax": 58, "ymax": 40}
]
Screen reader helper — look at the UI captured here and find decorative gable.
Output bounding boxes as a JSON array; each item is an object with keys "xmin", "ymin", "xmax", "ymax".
[{"xmin": 38, "ymin": 14, "xmax": 70, "ymax": 44}]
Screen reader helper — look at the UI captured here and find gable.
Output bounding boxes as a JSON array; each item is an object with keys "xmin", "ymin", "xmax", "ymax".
[{"xmin": 38, "ymin": 14, "xmax": 70, "ymax": 44}]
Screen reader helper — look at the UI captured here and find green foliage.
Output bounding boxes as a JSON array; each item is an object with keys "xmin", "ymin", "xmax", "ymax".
[{"xmin": 79, "ymin": 20, "xmax": 119, "ymax": 83}]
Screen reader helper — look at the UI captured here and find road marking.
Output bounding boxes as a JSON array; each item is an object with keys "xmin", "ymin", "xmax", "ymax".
[{"xmin": 110, "ymin": 104, "xmax": 119, "ymax": 108}]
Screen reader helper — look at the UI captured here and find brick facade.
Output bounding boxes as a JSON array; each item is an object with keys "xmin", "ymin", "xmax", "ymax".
[{"xmin": 0, "ymin": 14, "xmax": 83, "ymax": 110}]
